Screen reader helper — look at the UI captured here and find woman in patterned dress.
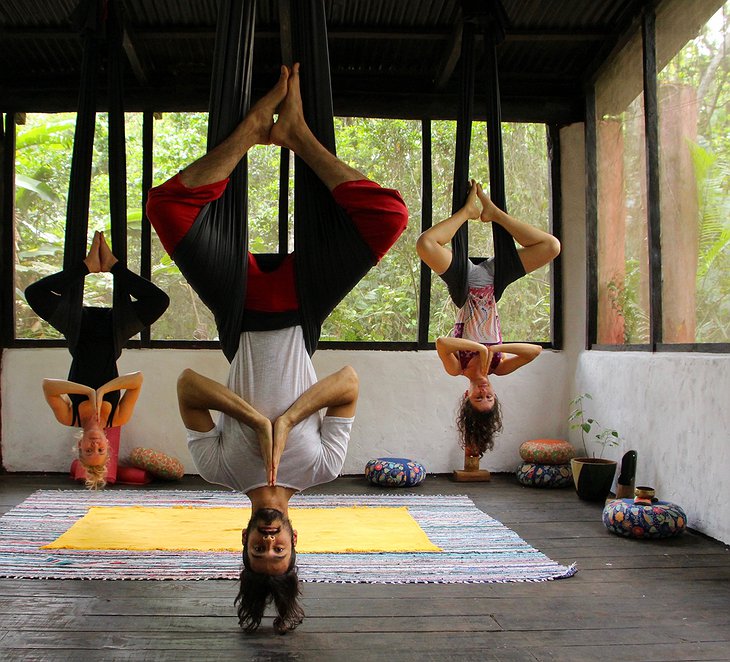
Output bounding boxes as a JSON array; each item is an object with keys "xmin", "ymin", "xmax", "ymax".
[{"xmin": 416, "ymin": 180, "xmax": 560, "ymax": 455}]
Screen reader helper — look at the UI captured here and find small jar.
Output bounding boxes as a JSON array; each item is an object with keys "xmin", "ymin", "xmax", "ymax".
[{"xmin": 464, "ymin": 447, "xmax": 481, "ymax": 472}]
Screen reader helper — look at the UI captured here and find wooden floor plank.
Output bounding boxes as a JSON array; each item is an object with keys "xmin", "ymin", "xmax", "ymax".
[{"xmin": 0, "ymin": 472, "xmax": 727, "ymax": 661}]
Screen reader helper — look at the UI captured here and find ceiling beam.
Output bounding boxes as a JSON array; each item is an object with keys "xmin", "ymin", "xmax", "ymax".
[
  {"xmin": 122, "ymin": 24, "xmax": 149, "ymax": 86},
  {"xmin": 0, "ymin": 82, "xmax": 583, "ymax": 124},
  {"xmin": 433, "ymin": 23, "xmax": 463, "ymax": 90},
  {"xmin": 0, "ymin": 25, "xmax": 611, "ymax": 43}
]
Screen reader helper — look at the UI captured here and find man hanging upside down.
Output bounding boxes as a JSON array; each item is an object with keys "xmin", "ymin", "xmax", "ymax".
[{"xmin": 146, "ymin": 64, "xmax": 408, "ymax": 634}]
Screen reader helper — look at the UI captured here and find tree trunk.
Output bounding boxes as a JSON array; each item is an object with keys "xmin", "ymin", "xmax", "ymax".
[
  {"xmin": 659, "ymin": 83, "xmax": 699, "ymax": 342},
  {"xmin": 597, "ymin": 119, "xmax": 626, "ymax": 343}
]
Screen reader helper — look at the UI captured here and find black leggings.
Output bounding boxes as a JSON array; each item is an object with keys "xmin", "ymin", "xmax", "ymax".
[{"xmin": 25, "ymin": 261, "xmax": 170, "ymax": 359}]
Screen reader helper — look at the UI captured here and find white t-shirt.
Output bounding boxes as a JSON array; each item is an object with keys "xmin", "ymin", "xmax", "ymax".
[{"xmin": 187, "ymin": 325, "xmax": 352, "ymax": 493}]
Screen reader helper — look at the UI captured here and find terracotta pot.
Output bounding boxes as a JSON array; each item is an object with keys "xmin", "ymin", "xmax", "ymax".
[{"xmin": 570, "ymin": 457, "xmax": 618, "ymax": 502}]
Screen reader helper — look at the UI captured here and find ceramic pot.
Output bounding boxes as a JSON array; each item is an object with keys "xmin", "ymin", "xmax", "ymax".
[{"xmin": 570, "ymin": 457, "xmax": 618, "ymax": 501}]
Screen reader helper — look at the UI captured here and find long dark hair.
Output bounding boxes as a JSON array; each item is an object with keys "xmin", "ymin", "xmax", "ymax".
[
  {"xmin": 235, "ymin": 551, "xmax": 303, "ymax": 634},
  {"xmin": 456, "ymin": 393, "xmax": 503, "ymax": 457},
  {"xmin": 235, "ymin": 511, "xmax": 304, "ymax": 634}
]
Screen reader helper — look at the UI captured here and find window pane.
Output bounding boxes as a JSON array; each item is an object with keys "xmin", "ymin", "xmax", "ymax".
[
  {"xmin": 320, "ymin": 117, "xmax": 422, "ymax": 341},
  {"xmin": 496, "ymin": 122, "xmax": 551, "ymax": 342},
  {"xmin": 150, "ymin": 112, "xmax": 217, "ymax": 341},
  {"xmin": 427, "ymin": 120, "xmax": 552, "ymax": 343},
  {"xmin": 464, "ymin": 122, "xmax": 490, "ymax": 259},
  {"xmin": 126, "ymin": 112, "xmax": 144, "ymax": 276},
  {"xmin": 428, "ymin": 120, "xmax": 457, "ymax": 341},
  {"xmin": 15, "ymin": 112, "xmax": 116, "ymax": 339},
  {"xmin": 248, "ymin": 143, "xmax": 283, "ymax": 253},
  {"xmin": 657, "ymin": 1, "xmax": 730, "ymax": 343},
  {"xmin": 595, "ymin": 28, "xmax": 650, "ymax": 344}
]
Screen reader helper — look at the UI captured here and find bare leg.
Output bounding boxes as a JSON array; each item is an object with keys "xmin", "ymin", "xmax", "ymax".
[
  {"xmin": 477, "ymin": 184, "xmax": 560, "ymax": 274},
  {"xmin": 177, "ymin": 368, "xmax": 274, "ymax": 478},
  {"xmin": 416, "ymin": 179, "xmax": 481, "ymax": 274},
  {"xmin": 179, "ymin": 66, "xmax": 291, "ymax": 189},
  {"xmin": 270, "ymin": 63, "xmax": 365, "ymax": 191},
  {"xmin": 270, "ymin": 366, "xmax": 359, "ymax": 485}
]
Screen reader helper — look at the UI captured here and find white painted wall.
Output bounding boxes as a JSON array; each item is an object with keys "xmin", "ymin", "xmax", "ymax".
[
  {"xmin": 573, "ymin": 351, "xmax": 729, "ymax": 543},
  {"xmin": 2, "ymin": 123, "xmax": 728, "ymax": 543},
  {"xmin": 0, "ymin": 345, "xmax": 566, "ymax": 477}
]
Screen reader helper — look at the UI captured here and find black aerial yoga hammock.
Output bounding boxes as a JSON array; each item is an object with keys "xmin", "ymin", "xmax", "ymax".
[
  {"xmin": 441, "ymin": 2, "xmax": 525, "ymax": 310},
  {"xmin": 170, "ymin": 0, "xmax": 375, "ymax": 362},
  {"xmin": 25, "ymin": 0, "xmax": 169, "ymax": 367}
]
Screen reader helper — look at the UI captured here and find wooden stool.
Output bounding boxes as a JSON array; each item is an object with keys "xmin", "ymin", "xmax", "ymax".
[{"xmin": 453, "ymin": 446, "xmax": 490, "ymax": 482}]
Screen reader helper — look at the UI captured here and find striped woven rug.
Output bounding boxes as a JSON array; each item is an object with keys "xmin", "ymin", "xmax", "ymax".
[{"xmin": 0, "ymin": 490, "xmax": 577, "ymax": 583}]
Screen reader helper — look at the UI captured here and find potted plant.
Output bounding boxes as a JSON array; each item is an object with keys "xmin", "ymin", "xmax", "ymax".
[{"xmin": 568, "ymin": 393, "xmax": 621, "ymax": 501}]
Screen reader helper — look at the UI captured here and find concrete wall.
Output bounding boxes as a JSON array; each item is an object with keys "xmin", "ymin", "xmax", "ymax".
[
  {"xmin": 0, "ymin": 345, "xmax": 567, "ymax": 478},
  {"xmin": 2, "ymin": 123, "xmax": 728, "ymax": 543}
]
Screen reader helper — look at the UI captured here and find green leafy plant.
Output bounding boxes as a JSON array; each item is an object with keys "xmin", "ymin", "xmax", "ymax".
[{"xmin": 568, "ymin": 393, "xmax": 621, "ymax": 459}]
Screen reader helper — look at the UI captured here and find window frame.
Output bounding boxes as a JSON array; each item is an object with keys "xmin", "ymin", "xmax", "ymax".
[
  {"xmin": 3, "ymin": 112, "xmax": 563, "ymax": 351},
  {"xmin": 586, "ymin": 6, "xmax": 730, "ymax": 354}
]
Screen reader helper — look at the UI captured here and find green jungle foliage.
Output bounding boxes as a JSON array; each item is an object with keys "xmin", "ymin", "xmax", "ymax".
[
  {"xmin": 14, "ymin": 112, "xmax": 552, "ymax": 344},
  {"xmin": 605, "ymin": 6, "xmax": 729, "ymax": 343}
]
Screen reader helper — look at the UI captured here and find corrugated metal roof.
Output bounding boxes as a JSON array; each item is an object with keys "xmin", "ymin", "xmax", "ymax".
[{"xmin": 0, "ymin": 0, "xmax": 654, "ymax": 122}]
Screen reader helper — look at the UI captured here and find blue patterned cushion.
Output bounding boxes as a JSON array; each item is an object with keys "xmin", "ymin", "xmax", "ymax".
[
  {"xmin": 602, "ymin": 499, "xmax": 687, "ymax": 539},
  {"xmin": 516, "ymin": 462, "xmax": 573, "ymax": 488},
  {"xmin": 365, "ymin": 457, "xmax": 426, "ymax": 487}
]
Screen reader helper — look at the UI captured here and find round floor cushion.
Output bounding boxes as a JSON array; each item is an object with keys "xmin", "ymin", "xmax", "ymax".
[
  {"xmin": 516, "ymin": 462, "xmax": 573, "ymax": 488},
  {"xmin": 519, "ymin": 439, "xmax": 575, "ymax": 465},
  {"xmin": 365, "ymin": 457, "xmax": 426, "ymax": 487},
  {"xmin": 129, "ymin": 447, "xmax": 184, "ymax": 481},
  {"xmin": 602, "ymin": 499, "xmax": 687, "ymax": 539}
]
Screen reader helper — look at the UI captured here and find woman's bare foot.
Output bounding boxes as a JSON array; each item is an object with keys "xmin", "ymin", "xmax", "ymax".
[
  {"xmin": 84, "ymin": 231, "xmax": 102, "ymax": 273},
  {"xmin": 98, "ymin": 232, "xmax": 118, "ymax": 272},
  {"xmin": 477, "ymin": 183, "xmax": 499, "ymax": 223},
  {"xmin": 246, "ymin": 65, "xmax": 290, "ymax": 145},
  {"xmin": 270, "ymin": 63, "xmax": 312, "ymax": 152},
  {"xmin": 463, "ymin": 179, "xmax": 481, "ymax": 220}
]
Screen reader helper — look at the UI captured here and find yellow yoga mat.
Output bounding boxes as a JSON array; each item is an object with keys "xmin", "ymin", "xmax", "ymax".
[{"xmin": 42, "ymin": 506, "xmax": 441, "ymax": 553}]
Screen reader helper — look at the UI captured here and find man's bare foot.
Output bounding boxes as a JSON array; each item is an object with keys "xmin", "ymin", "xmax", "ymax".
[
  {"xmin": 270, "ymin": 63, "xmax": 311, "ymax": 152},
  {"xmin": 246, "ymin": 65, "xmax": 290, "ymax": 145},
  {"xmin": 84, "ymin": 231, "xmax": 102, "ymax": 273},
  {"xmin": 477, "ymin": 183, "xmax": 499, "ymax": 223},
  {"xmin": 98, "ymin": 232, "xmax": 118, "ymax": 272}
]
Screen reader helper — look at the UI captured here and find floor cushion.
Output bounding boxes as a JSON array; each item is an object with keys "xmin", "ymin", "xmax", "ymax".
[
  {"xmin": 116, "ymin": 465, "xmax": 153, "ymax": 485},
  {"xmin": 129, "ymin": 447, "xmax": 184, "ymax": 480},
  {"xmin": 516, "ymin": 462, "xmax": 573, "ymax": 488},
  {"xmin": 365, "ymin": 457, "xmax": 426, "ymax": 487},
  {"xmin": 603, "ymin": 499, "xmax": 687, "ymax": 539},
  {"xmin": 519, "ymin": 439, "xmax": 575, "ymax": 465}
]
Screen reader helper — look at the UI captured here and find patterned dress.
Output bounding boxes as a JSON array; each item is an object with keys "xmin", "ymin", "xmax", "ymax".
[{"xmin": 450, "ymin": 260, "xmax": 502, "ymax": 373}]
